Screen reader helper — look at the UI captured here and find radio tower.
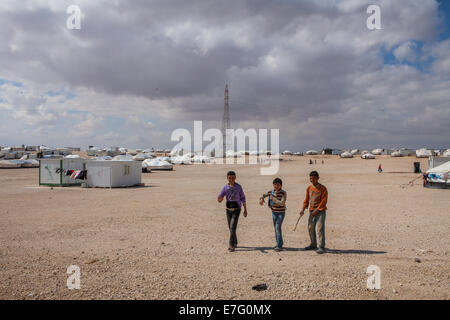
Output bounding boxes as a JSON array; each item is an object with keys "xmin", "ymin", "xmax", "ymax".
[{"xmin": 222, "ymin": 84, "xmax": 230, "ymax": 156}]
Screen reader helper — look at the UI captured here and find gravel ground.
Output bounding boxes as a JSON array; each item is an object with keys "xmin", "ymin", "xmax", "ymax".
[{"xmin": 0, "ymin": 155, "xmax": 449, "ymax": 299}]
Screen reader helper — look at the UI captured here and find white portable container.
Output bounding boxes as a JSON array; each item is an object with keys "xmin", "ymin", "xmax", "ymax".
[
  {"xmin": 39, "ymin": 158, "xmax": 87, "ymax": 186},
  {"xmin": 86, "ymin": 161, "xmax": 141, "ymax": 188}
]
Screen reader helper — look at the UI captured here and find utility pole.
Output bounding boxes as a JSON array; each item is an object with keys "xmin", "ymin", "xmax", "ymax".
[{"xmin": 222, "ymin": 84, "xmax": 230, "ymax": 156}]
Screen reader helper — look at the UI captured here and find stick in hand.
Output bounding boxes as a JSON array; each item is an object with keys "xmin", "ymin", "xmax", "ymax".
[{"xmin": 293, "ymin": 214, "xmax": 303, "ymax": 232}]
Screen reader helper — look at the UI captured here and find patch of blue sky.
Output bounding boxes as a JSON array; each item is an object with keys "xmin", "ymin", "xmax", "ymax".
[
  {"xmin": 0, "ymin": 78, "xmax": 23, "ymax": 87},
  {"xmin": 44, "ymin": 89, "xmax": 76, "ymax": 100},
  {"xmin": 437, "ymin": 0, "xmax": 450, "ymax": 41},
  {"xmin": 380, "ymin": 41, "xmax": 435, "ymax": 72},
  {"xmin": 66, "ymin": 109, "xmax": 88, "ymax": 115},
  {"xmin": 379, "ymin": 2, "xmax": 449, "ymax": 72}
]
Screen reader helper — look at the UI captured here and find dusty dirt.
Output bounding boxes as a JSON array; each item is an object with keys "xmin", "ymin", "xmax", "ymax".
[{"xmin": 0, "ymin": 155, "xmax": 449, "ymax": 300}]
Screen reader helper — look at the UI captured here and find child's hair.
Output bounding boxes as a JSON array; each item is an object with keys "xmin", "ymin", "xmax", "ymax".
[
  {"xmin": 227, "ymin": 171, "xmax": 236, "ymax": 177},
  {"xmin": 309, "ymin": 171, "xmax": 319, "ymax": 178},
  {"xmin": 273, "ymin": 178, "xmax": 282, "ymax": 185}
]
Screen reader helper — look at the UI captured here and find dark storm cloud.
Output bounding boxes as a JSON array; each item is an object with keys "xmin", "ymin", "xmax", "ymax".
[{"xmin": 0, "ymin": 0, "xmax": 449, "ymax": 149}]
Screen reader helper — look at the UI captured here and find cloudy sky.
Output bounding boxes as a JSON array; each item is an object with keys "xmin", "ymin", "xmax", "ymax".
[{"xmin": 0, "ymin": 0, "xmax": 449, "ymax": 151}]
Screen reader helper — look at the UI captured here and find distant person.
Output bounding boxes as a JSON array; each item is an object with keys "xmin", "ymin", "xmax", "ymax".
[
  {"xmin": 378, "ymin": 164, "xmax": 382, "ymax": 173},
  {"xmin": 299, "ymin": 171, "xmax": 328, "ymax": 254},
  {"xmin": 218, "ymin": 171, "xmax": 247, "ymax": 252},
  {"xmin": 309, "ymin": 159, "xmax": 313, "ymax": 165},
  {"xmin": 259, "ymin": 178, "xmax": 287, "ymax": 252}
]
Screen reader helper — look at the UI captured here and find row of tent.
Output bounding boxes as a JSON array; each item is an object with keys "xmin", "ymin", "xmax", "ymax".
[{"xmin": 283, "ymin": 148, "xmax": 450, "ymax": 158}]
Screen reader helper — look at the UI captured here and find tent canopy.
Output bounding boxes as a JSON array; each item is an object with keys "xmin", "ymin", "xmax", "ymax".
[{"xmin": 427, "ymin": 160, "xmax": 450, "ymax": 174}]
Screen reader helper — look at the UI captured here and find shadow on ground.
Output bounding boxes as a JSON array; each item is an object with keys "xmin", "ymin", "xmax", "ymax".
[
  {"xmin": 325, "ymin": 248, "xmax": 387, "ymax": 255},
  {"xmin": 235, "ymin": 246, "xmax": 300, "ymax": 253},
  {"xmin": 234, "ymin": 247, "xmax": 387, "ymax": 255}
]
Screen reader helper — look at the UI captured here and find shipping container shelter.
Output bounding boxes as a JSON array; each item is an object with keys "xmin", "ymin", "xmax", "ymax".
[{"xmin": 39, "ymin": 158, "xmax": 88, "ymax": 186}]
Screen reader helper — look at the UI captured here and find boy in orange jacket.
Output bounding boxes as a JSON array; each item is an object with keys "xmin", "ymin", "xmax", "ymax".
[{"xmin": 299, "ymin": 171, "xmax": 328, "ymax": 254}]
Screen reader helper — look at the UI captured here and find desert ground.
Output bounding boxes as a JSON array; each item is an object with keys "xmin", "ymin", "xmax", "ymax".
[{"xmin": 0, "ymin": 155, "xmax": 449, "ymax": 300}]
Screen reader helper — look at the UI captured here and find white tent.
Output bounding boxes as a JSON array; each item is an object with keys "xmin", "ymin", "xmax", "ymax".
[
  {"xmin": 443, "ymin": 149, "xmax": 450, "ymax": 157},
  {"xmin": 142, "ymin": 159, "xmax": 173, "ymax": 171},
  {"xmin": 361, "ymin": 153, "xmax": 375, "ymax": 159},
  {"xmin": 133, "ymin": 153, "xmax": 153, "ymax": 161},
  {"xmin": 0, "ymin": 160, "xmax": 22, "ymax": 168},
  {"xmin": 86, "ymin": 161, "xmax": 141, "ymax": 187},
  {"xmin": 306, "ymin": 150, "xmax": 318, "ymax": 155},
  {"xmin": 192, "ymin": 155, "xmax": 211, "ymax": 163},
  {"xmin": 426, "ymin": 161, "xmax": 450, "ymax": 174},
  {"xmin": 426, "ymin": 161, "xmax": 450, "ymax": 185},
  {"xmin": 112, "ymin": 154, "xmax": 134, "ymax": 161},
  {"xmin": 351, "ymin": 149, "xmax": 359, "ymax": 155},
  {"xmin": 95, "ymin": 156, "xmax": 113, "ymax": 161},
  {"xmin": 416, "ymin": 148, "xmax": 432, "ymax": 158},
  {"xmin": 282, "ymin": 150, "xmax": 293, "ymax": 155},
  {"xmin": 65, "ymin": 154, "xmax": 81, "ymax": 159},
  {"xmin": 372, "ymin": 149, "xmax": 383, "ymax": 155},
  {"xmin": 391, "ymin": 151, "xmax": 403, "ymax": 157},
  {"xmin": 171, "ymin": 155, "xmax": 192, "ymax": 164},
  {"xmin": 340, "ymin": 151, "xmax": 353, "ymax": 158}
]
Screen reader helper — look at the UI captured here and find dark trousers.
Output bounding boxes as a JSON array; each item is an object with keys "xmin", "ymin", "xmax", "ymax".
[{"xmin": 226, "ymin": 208, "xmax": 241, "ymax": 247}]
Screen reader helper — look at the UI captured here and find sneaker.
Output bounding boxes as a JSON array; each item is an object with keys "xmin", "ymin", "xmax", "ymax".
[
  {"xmin": 316, "ymin": 247, "xmax": 325, "ymax": 254},
  {"xmin": 274, "ymin": 247, "xmax": 282, "ymax": 252},
  {"xmin": 303, "ymin": 245, "xmax": 317, "ymax": 251},
  {"xmin": 228, "ymin": 247, "xmax": 235, "ymax": 252}
]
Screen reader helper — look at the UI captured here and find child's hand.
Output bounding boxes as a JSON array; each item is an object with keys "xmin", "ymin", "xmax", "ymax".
[
  {"xmin": 259, "ymin": 198, "xmax": 264, "ymax": 206},
  {"xmin": 243, "ymin": 209, "xmax": 248, "ymax": 217}
]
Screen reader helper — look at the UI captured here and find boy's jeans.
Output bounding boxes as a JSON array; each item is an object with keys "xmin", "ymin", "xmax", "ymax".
[
  {"xmin": 226, "ymin": 209, "xmax": 241, "ymax": 248},
  {"xmin": 272, "ymin": 211, "xmax": 285, "ymax": 248},
  {"xmin": 308, "ymin": 210, "xmax": 326, "ymax": 249}
]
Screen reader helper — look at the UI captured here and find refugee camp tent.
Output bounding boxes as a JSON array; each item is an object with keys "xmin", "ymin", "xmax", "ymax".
[
  {"xmin": 95, "ymin": 156, "xmax": 113, "ymax": 161},
  {"xmin": 306, "ymin": 150, "xmax": 318, "ymax": 155},
  {"xmin": 86, "ymin": 161, "xmax": 141, "ymax": 188},
  {"xmin": 39, "ymin": 158, "xmax": 88, "ymax": 186},
  {"xmin": 391, "ymin": 151, "xmax": 403, "ymax": 157},
  {"xmin": 133, "ymin": 153, "xmax": 153, "ymax": 161},
  {"xmin": 351, "ymin": 149, "xmax": 360, "ymax": 155},
  {"xmin": 112, "ymin": 154, "xmax": 134, "ymax": 161},
  {"xmin": 171, "ymin": 155, "xmax": 192, "ymax": 164},
  {"xmin": 416, "ymin": 148, "xmax": 432, "ymax": 158},
  {"xmin": 192, "ymin": 155, "xmax": 211, "ymax": 163},
  {"xmin": 15, "ymin": 159, "xmax": 39, "ymax": 168},
  {"xmin": 282, "ymin": 150, "xmax": 293, "ymax": 155},
  {"xmin": 142, "ymin": 159, "xmax": 173, "ymax": 171},
  {"xmin": 340, "ymin": 152, "xmax": 353, "ymax": 158},
  {"xmin": 65, "ymin": 154, "xmax": 81, "ymax": 159},
  {"xmin": 0, "ymin": 160, "xmax": 22, "ymax": 168},
  {"xmin": 361, "ymin": 153, "xmax": 376, "ymax": 159},
  {"xmin": 157, "ymin": 156, "xmax": 172, "ymax": 162},
  {"xmin": 425, "ymin": 161, "xmax": 450, "ymax": 187},
  {"xmin": 443, "ymin": 149, "xmax": 450, "ymax": 157},
  {"xmin": 372, "ymin": 149, "xmax": 384, "ymax": 155}
]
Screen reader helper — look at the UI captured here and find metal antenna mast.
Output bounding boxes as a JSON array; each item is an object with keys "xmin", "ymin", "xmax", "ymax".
[{"xmin": 222, "ymin": 84, "xmax": 230, "ymax": 156}]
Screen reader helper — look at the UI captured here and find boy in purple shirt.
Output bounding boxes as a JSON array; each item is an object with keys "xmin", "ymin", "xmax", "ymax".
[{"xmin": 218, "ymin": 171, "xmax": 248, "ymax": 252}]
